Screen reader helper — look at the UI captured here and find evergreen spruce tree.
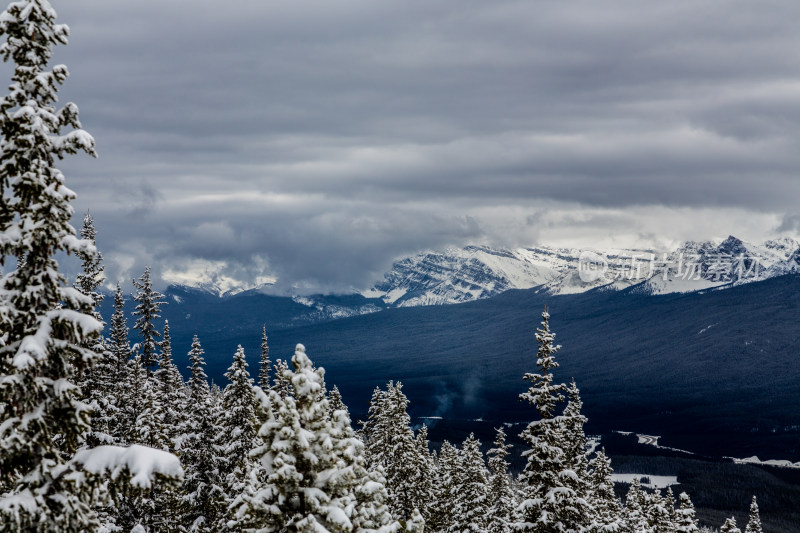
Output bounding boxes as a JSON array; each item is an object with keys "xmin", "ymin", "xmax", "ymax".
[
  {"xmin": 450, "ymin": 433, "xmax": 490, "ymax": 533},
  {"xmin": 132, "ymin": 265, "xmax": 165, "ymax": 373},
  {"xmin": 74, "ymin": 211, "xmax": 104, "ymax": 318},
  {"xmin": 180, "ymin": 335, "xmax": 226, "ymax": 533},
  {"xmin": 329, "ymin": 384, "xmax": 351, "ymax": 421},
  {"xmin": 114, "ymin": 353, "xmax": 180, "ymax": 533},
  {"xmin": 259, "ymin": 324, "xmax": 270, "ymax": 389},
  {"xmin": 720, "ymin": 517, "xmax": 741, "ymax": 533},
  {"xmin": 665, "ymin": 488, "xmax": 677, "ymax": 527},
  {"xmin": 515, "ymin": 309, "xmax": 591, "ymax": 533},
  {"xmin": 218, "ymin": 344, "xmax": 258, "ymax": 528},
  {"xmin": 645, "ymin": 490, "xmax": 674, "ymax": 533},
  {"xmin": 624, "ymin": 479, "xmax": 650, "ymax": 533},
  {"xmin": 237, "ymin": 344, "xmax": 398, "ymax": 533},
  {"xmin": 412, "ymin": 424, "xmax": 437, "ymax": 524},
  {"xmin": 744, "ymin": 496, "xmax": 762, "ymax": 533},
  {"xmin": 119, "ymin": 354, "xmax": 148, "ymax": 447},
  {"xmin": 109, "ymin": 283, "xmax": 132, "ymax": 381},
  {"xmin": 154, "ymin": 320, "xmax": 187, "ymax": 449},
  {"xmin": 562, "ymin": 380, "xmax": 590, "ymax": 482},
  {"xmin": 561, "ymin": 379, "xmax": 593, "ymax": 526},
  {"xmin": 73, "ymin": 212, "xmax": 117, "ymax": 448},
  {"xmin": 108, "ymin": 282, "xmax": 134, "ymax": 443},
  {"xmin": 361, "ymin": 385, "xmax": 388, "ymax": 467},
  {"xmin": 0, "ymin": 5, "xmax": 181, "ymax": 529},
  {"xmin": 132, "ymin": 375, "xmax": 170, "ymax": 452},
  {"xmin": 351, "ymin": 462, "xmax": 398, "ymax": 533},
  {"xmin": 487, "ymin": 427, "xmax": 516, "ymax": 533},
  {"xmin": 429, "ymin": 440, "xmax": 459, "ymax": 533},
  {"xmin": 361, "ymin": 381, "xmax": 427, "ymax": 522},
  {"xmin": 586, "ymin": 449, "xmax": 626, "ymax": 533},
  {"xmin": 674, "ymin": 492, "xmax": 699, "ymax": 533},
  {"xmin": 0, "ymin": 0, "xmax": 105, "ymax": 528},
  {"xmin": 272, "ymin": 358, "xmax": 291, "ymax": 399}
]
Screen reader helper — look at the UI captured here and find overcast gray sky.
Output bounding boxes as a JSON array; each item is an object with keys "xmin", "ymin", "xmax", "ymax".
[{"xmin": 14, "ymin": 0, "xmax": 800, "ymax": 292}]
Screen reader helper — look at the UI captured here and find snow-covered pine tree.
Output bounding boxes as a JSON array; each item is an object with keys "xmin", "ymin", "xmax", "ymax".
[
  {"xmin": 237, "ymin": 344, "xmax": 399, "ymax": 533},
  {"xmin": 624, "ymin": 478, "xmax": 650, "ymax": 533},
  {"xmin": 107, "ymin": 282, "xmax": 135, "ymax": 443},
  {"xmin": 362, "ymin": 381, "xmax": 427, "ymax": 522},
  {"xmin": 74, "ymin": 211, "xmax": 104, "ymax": 319},
  {"xmin": 259, "ymin": 324, "xmax": 270, "ymax": 389},
  {"xmin": 132, "ymin": 372, "xmax": 170, "ymax": 452},
  {"xmin": 132, "ymin": 265, "xmax": 165, "ymax": 373},
  {"xmin": 562, "ymin": 380, "xmax": 590, "ymax": 482},
  {"xmin": 109, "ymin": 283, "xmax": 132, "ymax": 381},
  {"xmin": 0, "ymin": 0, "xmax": 104, "ymax": 528},
  {"xmin": 351, "ymin": 461, "xmax": 398, "ymax": 533},
  {"xmin": 272, "ymin": 357, "xmax": 291, "ymax": 398},
  {"xmin": 361, "ymin": 385, "xmax": 388, "ymax": 467},
  {"xmin": 154, "ymin": 320, "xmax": 187, "ymax": 449},
  {"xmin": 665, "ymin": 488, "xmax": 677, "ymax": 527},
  {"xmin": 73, "ymin": 212, "xmax": 117, "ymax": 448},
  {"xmin": 179, "ymin": 334, "xmax": 226, "ymax": 532},
  {"xmin": 674, "ymin": 492, "xmax": 699, "ymax": 533},
  {"xmin": 331, "ymin": 386, "xmax": 400, "ymax": 533},
  {"xmin": 561, "ymin": 378, "xmax": 593, "ymax": 525},
  {"xmin": 515, "ymin": 309, "xmax": 591, "ymax": 533},
  {"xmin": 450, "ymin": 433, "xmax": 490, "ymax": 533},
  {"xmin": 0, "ymin": 3, "xmax": 182, "ymax": 528},
  {"xmin": 429, "ymin": 440, "xmax": 459, "ymax": 533},
  {"xmin": 115, "ymin": 352, "xmax": 181, "ymax": 532},
  {"xmin": 720, "ymin": 517, "xmax": 741, "ymax": 533},
  {"xmin": 329, "ymin": 384, "xmax": 351, "ymax": 422},
  {"xmin": 645, "ymin": 489, "xmax": 674, "ymax": 533},
  {"xmin": 218, "ymin": 344, "xmax": 258, "ymax": 527},
  {"xmin": 487, "ymin": 427, "xmax": 516, "ymax": 533},
  {"xmin": 413, "ymin": 424, "xmax": 437, "ymax": 525},
  {"xmin": 744, "ymin": 496, "xmax": 762, "ymax": 533},
  {"xmin": 586, "ymin": 448, "xmax": 625, "ymax": 532}
]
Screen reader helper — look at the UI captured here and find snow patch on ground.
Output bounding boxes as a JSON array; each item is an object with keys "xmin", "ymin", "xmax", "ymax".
[
  {"xmin": 637, "ymin": 434, "xmax": 660, "ymax": 446},
  {"xmin": 614, "ymin": 431, "xmax": 695, "ymax": 455},
  {"xmin": 611, "ymin": 473, "xmax": 679, "ymax": 489},
  {"xmin": 731, "ymin": 456, "xmax": 800, "ymax": 469},
  {"xmin": 292, "ymin": 295, "xmax": 316, "ymax": 307},
  {"xmin": 382, "ymin": 287, "xmax": 408, "ymax": 305}
]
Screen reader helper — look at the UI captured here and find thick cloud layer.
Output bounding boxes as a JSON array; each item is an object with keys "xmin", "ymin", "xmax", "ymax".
[{"xmin": 8, "ymin": 0, "xmax": 799, "ymax": 291}]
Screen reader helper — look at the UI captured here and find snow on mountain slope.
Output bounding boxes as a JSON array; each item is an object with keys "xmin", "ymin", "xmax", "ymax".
[
  {"xmin": 364, "ymin": 244, "xmax": 652, "ymax": 306},
  {"xmin": 164, "ymin": 236, "xmax": 799, "ymax": 309},
  {"xmin": 364, "ymin": 237, "xmax": 800, "ymax": 306},
  {"xmin": 635, "ymin": 236, "xmax": 800, "ymax": 295}
]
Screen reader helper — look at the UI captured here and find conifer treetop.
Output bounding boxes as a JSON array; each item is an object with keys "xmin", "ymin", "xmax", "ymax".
[
  {"xmin": 259, "ymin": 323, "xmax": 270, "ymax": 389},
  {"xmin": 132, "ymin": 266, "xmax": 165, "ymax": 372},
  {"xmin": 744, "ymin": 496, "xmax": 762, "ymax": 533},
  {"xmin": 520, "ymin": 307, "xmax": 566, "ymax": 420}
]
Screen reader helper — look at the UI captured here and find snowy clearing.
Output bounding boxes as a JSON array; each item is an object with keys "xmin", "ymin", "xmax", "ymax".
[
  {"xmin": 731, "ymin": 456, "xmax": 800, "ymax": 469},
  {"xmin": 611, "ymin": 474, "xmax": 679, "ymax": 489}
]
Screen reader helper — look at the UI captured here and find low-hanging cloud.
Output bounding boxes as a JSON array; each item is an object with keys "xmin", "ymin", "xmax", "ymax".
[{"xmin": 10, "ymin": 0, "xmax": 799, "ymax": 291}]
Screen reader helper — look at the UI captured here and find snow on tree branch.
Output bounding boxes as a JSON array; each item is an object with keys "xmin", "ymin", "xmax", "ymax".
[{"xmin": 72, "ymin": 445, "xmax": 183, "ymax": 490}]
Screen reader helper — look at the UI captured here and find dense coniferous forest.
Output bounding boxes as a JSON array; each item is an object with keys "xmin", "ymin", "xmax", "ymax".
[{"xmin": 0, "ymin": 1, "xmax": 790, "ymax": 532}]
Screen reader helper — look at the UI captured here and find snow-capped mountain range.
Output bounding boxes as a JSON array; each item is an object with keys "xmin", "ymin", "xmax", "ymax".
[
  {"xmin": 164, "ymin": 236, "xmax": 799, "ymax": 312},
  {"xmin": 359, "ymin": 236, "xmax": 800, "ymax": 307}
]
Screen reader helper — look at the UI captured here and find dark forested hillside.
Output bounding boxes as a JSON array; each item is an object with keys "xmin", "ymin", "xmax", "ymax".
[{"xmin": 115, "ymin": 275, "xmax": 800, "ymax": 462}]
